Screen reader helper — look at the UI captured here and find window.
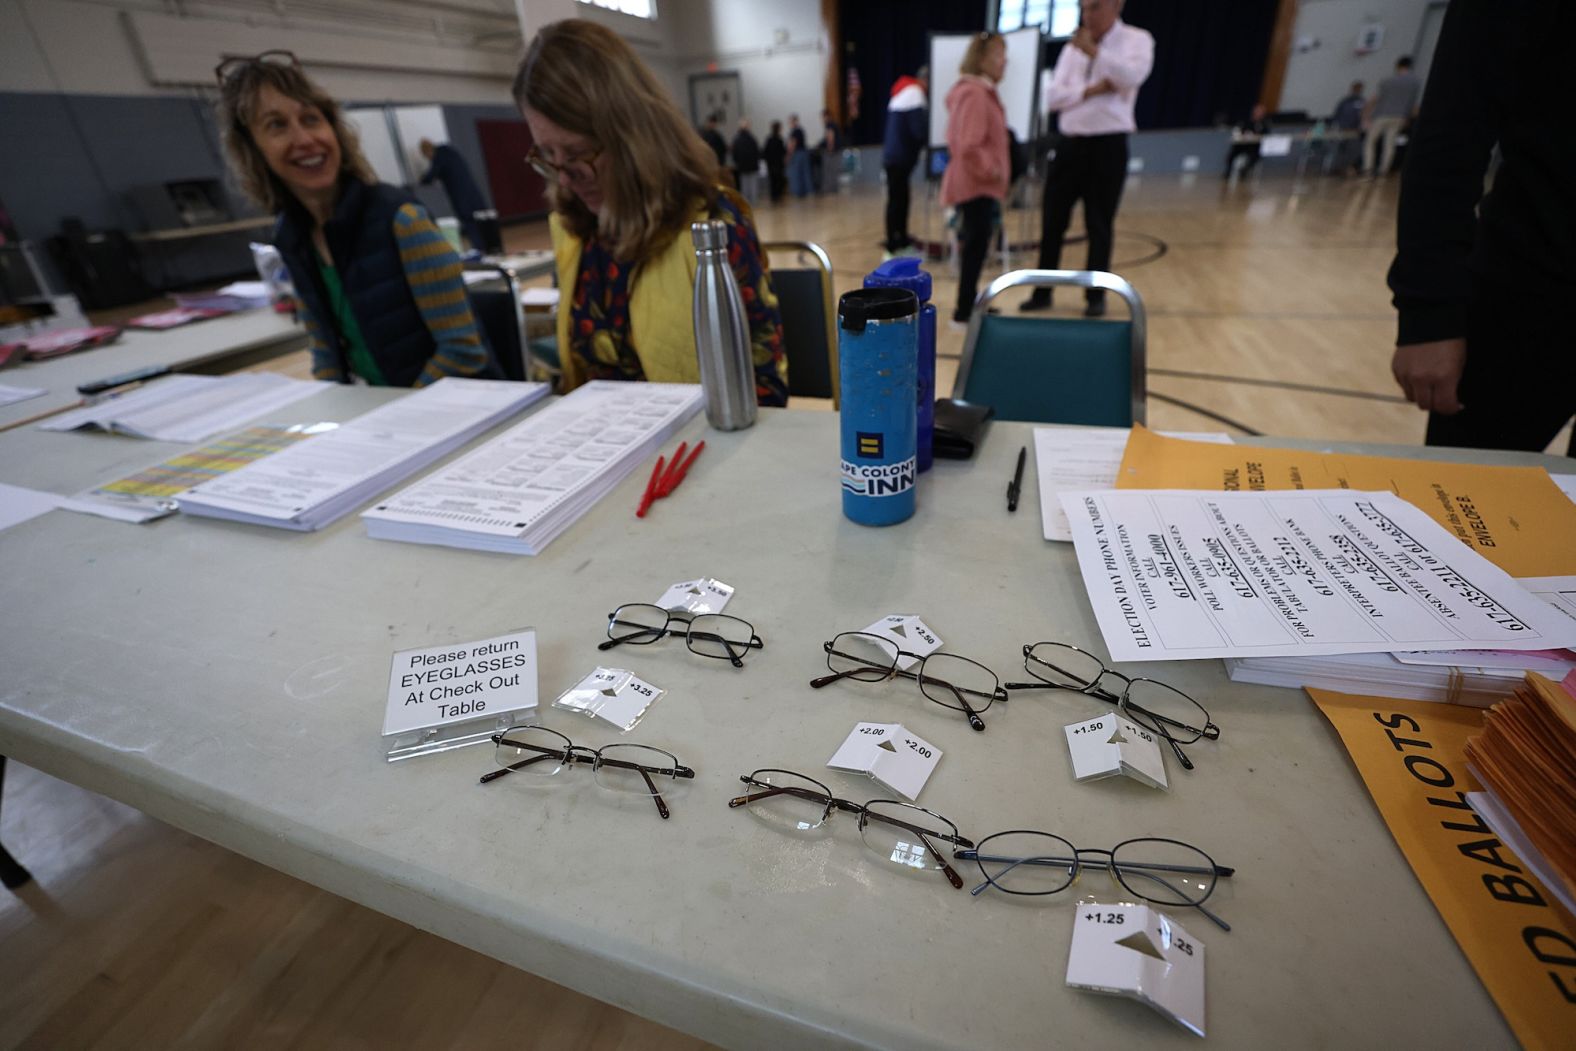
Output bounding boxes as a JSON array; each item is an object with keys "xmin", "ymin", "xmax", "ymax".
[
  {"xmin": 577, "ymin": 0, "xmax": 656, "ymax": 19},
  {"xmin": 997, "ymin": 0, "xmax": 1078, "ymax": 38}
]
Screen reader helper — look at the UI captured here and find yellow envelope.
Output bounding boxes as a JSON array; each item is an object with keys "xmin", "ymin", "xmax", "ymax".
[
  {"xmin": 1310, "ymin": 686, "xmax": 1576, "ymax": 1051},
  {"xmin": 1115, "ymin": 426, "xmax": 1576, "ymax": 578}
]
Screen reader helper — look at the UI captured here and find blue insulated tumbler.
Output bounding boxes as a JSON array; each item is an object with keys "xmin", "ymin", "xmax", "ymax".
[
  {"xmin": 839, "ymin": 288, "xmax": 919, "ymax": 526},
  {"xmin": 863, "ymin": 257, "xmax": 936, "ymax": 472}
]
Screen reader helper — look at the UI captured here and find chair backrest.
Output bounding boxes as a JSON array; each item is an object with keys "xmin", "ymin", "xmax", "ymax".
[
  {"xmin": 952, "ymin": 269, "xmax": 1145, "ymax": 426},
  {"xmin": 763, "ymin": 240, "xmax": 839, "ymax": 406},
  {"xmin": 464, "ymin": 264, "xmax": 527, "ymax": 381}
]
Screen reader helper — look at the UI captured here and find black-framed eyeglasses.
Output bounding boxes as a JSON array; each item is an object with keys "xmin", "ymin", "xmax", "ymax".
[
  {"xmin": 1004, "ymin": 642, "xmax": 1219, "ymax": 769},
  {"xmin": 482, "ymin": 724, "xmax": 694, "ymax": 819},
  {"xmin": 215, "ymin": 50, "xmax": 301, "ymax": 87},
  {"xmin": 525, "ymin": 143, "xmax": 603, "ymax": 182},
  {"xmin": 729, "ymin": 768, "xmax": 975, "ymax": 887},
  {"xmin": 599, "ymin": 603, "xmax": 763, "ymax": 667},
  {"xmin": 956, "ymin": 831, "xmax": 1235, "ymax": 931},
  {"xmin": 810, "ymin": 632, "xmax": 1006, "ymax": 731}
]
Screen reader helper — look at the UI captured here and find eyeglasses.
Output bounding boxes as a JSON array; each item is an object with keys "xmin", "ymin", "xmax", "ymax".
[
  {"xmin": 810, "ymin": 632, "xmax": 1007, "ymax": 731},
  {"xmin": 729, "ymin": 768, "xmax": 975, "ymax": 887},
  {"xmin": 215, "ymin": 50, "xmax": 301, "ymax": 87},
  {"xmin": 1004, "ymin": 642, "xmax": 1219, "ymax": 769},
  {"xmin": 482, "ymin": 724, "xmax": 694, "ymax": 819},
  {"xmin": 956, "ymin": 831, "xmax": 1235, "ymax": 931},
  {"xmin": 526, "ymin": 144, "xmax": 603, "ymax": 182},
  {"xmin": 600, "ymin": 603, "xmax": 763, "ymax": 667}
]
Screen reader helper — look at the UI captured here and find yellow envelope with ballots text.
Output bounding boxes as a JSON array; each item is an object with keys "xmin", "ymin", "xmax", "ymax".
[{"xmin": 1115, "ymin": 425, "xmax": 1576, "ymax": 578}]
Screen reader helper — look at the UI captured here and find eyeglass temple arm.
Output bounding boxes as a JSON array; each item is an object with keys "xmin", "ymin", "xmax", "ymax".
[
  {"xmin": 598, "ymin": 622, "xmax": 685, "ymax": 652},
  {"xmin": 911, "ymin": 828, "xmax": 965, "ymax": 889},
  {"xmin": 927, "ymin": 675, "xmax": 987, "ymax": 732},
  {"xmin": 1127, "ymin": 701, "xmax": 1220, "ymax": 742},
  {"xmin": 479, "ymin": 750, "xmax": 560, "ymax": 784},
  {"xmin": 688, "ymin": 628, "xmax": 764, "ymax": 668},
  {"xmin": 636, "ymin": 768, "xmax": 671, "ymax": 819},
  {"xmin": 1115, "ymin": 865, "xmax": 1232, "ymax": 932}
]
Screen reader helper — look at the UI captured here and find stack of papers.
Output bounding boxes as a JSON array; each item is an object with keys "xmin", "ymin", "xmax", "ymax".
[
  {"xmin": 12, "ymin": 325, "xmax": 120, "ymax": 360},
  {"xmin": 174, "ymin": 281, "xmax": 272, "ymax": 312},
  {"xmin": 1225, "ymin": 650, "xmax": 1576, "ymax": 707},
  {"xmin": 1464, "ymin": 673, "xmax": 1576, "ymax": 917},
  {"xmin": 41, "ymin": 373, "xmax": 324, "ymax": 443},
  {"xmin": 363, "ymin": 381, "xmax": 703, "ymax": 554},
  {"xmin": 125, "ymin": 306, "xmax": 230, "ymax": 330},
  {"xmin": 179, "ymin": 378, "xmax": 548, "ymax": 531}
]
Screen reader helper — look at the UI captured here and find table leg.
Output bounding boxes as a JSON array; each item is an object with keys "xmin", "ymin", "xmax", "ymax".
[{"xmin": 0, "ymin": 756, "xmax": 34, "ymax": 890}]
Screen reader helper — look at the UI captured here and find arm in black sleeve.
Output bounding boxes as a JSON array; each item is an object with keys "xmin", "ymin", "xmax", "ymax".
[{"xmin": 1386, "ymin": 0, "xmax": 1505, "ymax": 346}]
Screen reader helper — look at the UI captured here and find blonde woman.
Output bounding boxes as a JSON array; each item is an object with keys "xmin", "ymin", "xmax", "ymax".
[
  {"xmin": 514, "ymin": 20, "xmax": 788, "ymax": 404},
  {"xmin": 217, "ymin": 52, "xmax": 497, "ymax": 385},
  {"xmin": 941, "ymin": 32, "xmax": 1009, "ymax": 325}
]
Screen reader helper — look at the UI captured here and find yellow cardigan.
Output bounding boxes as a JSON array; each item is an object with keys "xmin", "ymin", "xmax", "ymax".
[{"xmin": 549, "ymin": 198, "xmax": 784, "ymax": 393}]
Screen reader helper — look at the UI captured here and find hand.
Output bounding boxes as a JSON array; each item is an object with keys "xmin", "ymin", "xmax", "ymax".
[
  {"xmin": 1072, "ymin": 26, "xmax": 1098, "ymax": 57},
  {"xmin": 1391, "ymin": 338, "xmax": 1467, "ymax": 414},
  {"xmin": 1083, "ymin": 78, "xmax": 1115, "ymax": 100}
]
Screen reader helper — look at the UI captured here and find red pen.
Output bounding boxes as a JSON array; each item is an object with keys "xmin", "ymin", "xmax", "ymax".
[
  {"xmin": 657, "ymin": 441, "xmax": 688, "ymax": 496},
  {"xmin": 671, "ymin": 440, "xmax": 706, "ymax": 489},
  {"xmin": 636, "ymin": 454, "xmax": 665, "ymax": 518}
]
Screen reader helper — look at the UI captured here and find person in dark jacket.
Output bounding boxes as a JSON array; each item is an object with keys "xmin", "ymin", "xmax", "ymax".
[
  {"xmin": 1386, "ymin": 0, "xmax": 1574, "ymax": 453},
  {"xmin": 731, "ymin": 119, "xmax": 762, "ymax": 202},
  {"xmin": 1223, "ymin": 104, "xmax": 1271, "ymax": 179},
  {"xmin": 699, "ymin": 113, "xmax": 728, "ymax": 169},
  {"xmin": 217, "ymin": 53, "xmax": 496, "ymax": 386},
  {"xmin": 418, "ymin": 138, "xmax": 491, "ymax": 251},
  {"xmin": 763, "ymin": 120, "xmax": 787, "ymax": 202},
  {"xmin": 882, "ymin": 70, "xmax": 927, "ymax": 252},
  {"xmin": 787, "ymin": 114, "xmax": 812, "ymax": 197}
]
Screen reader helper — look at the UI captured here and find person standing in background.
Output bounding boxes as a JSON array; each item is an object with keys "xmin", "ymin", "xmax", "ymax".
[
  {"xmin": 941, "ymin": 32, "xmax": 1009, "ymax": 325},
  {"xmin": 1023, "ymin": 0, "xmax": 1153, "ymax": 317},
  {"xmin": 1387, "ymin": 0, "xmax": 1573, "ymax": 454},
  {"xmin": 1362, "ymin": 57, "xmax": 1420, "ymax": 178},
  {"xmin": 731, "ymin": 119, "xmax": 761, "ymax": 202},
  {"xmin": 417, "ymin": 138, "xmax": 491, "ymax": 252},
  {"xmin": 763, "ymin": 120, "xmax": 787, "ymax": 203},
  {"xmin": 1222, "ymin": 104, "xmax": 1271, "ymax": 179},
  {"xmin": 699, "ymin": 112, "xmax": 728, "ymax": 170},
  {"xmin": 814, "ymin": 109, "xmax": 842, "ymax": 195},
  {"xmin": 1331, "ymin": 80, "xmax": 1365, "ymax": 174},
  {"xmin": 882, "ymin": 68, "xmax": 928, "ymax": 254},
  {"xmin": 787, "ymin": 114, "xmax": 812, "ymax": 197}
]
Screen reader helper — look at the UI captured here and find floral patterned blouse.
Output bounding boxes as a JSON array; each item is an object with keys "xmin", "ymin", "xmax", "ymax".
[{"xmin": 567, "ymin": 192, "xmax": 789, "ymax": 406}]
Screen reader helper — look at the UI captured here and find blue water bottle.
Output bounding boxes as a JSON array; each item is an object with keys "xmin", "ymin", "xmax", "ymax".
[
  {"xmin": 838, "ymin": 288, "xmax": 918, "ymax": 526},
  {"xmin": 863, "ymin": 257, "xmax": 935, "ymax": 472}
]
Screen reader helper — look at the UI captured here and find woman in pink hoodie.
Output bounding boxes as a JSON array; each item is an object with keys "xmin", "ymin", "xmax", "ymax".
[{"xmin": 941, "ymin": 32, "xmax": 1009, "ymax": 324}]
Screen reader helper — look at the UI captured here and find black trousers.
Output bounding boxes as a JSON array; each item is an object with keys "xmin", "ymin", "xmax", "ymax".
[
  {"xmin": 1224, "ymin": 143, "xmax": 1261, "ymax": 177},
  {"xmin": 884, "ymin": 162, "xmax": 916, "ymax": 248},
  {"xmin": 1034, "ymin": 133, "xmax": 1129, "ymax": 304},
  {"xmin": 955, "ymin": 196, "xmax": 996, "ymax": 321},
  {"xmin": 766, "ymin": 162, "xmax": 785, "ymax": 201},
  {"xmin": 1425, "ymin": 275, "xmax": 1576, "ymax": 454}
]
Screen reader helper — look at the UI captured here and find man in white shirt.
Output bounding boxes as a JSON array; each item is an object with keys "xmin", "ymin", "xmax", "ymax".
[{"xmin": 1021, "ymin": 0, "xmax": 1154, "ymax": 316}]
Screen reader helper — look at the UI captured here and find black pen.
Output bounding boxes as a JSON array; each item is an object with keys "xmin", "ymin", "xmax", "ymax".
[{"xmin": 1007, "ymin": 445, "xmax": 1026, "ymax": 512}]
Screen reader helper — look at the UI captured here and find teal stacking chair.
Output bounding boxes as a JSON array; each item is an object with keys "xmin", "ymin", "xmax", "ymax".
[{"xmin": 951, "ymin": 270, "xmax": 1146, "ymax": 425}]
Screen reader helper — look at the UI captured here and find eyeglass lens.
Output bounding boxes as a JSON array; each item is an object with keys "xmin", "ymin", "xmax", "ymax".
[
  {"xmin": 1024, "ymin": 643, "xmax": 1210, "ymax": 743},
  {"xmin": 604, "ymin": 603, "xmax": 760, "ymax": 665}
]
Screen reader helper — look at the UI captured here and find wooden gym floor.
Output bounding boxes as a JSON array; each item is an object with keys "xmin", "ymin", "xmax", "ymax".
[{"xmin": 4, "ymin": 172, "xmax": 1570, "ymax": 1050}]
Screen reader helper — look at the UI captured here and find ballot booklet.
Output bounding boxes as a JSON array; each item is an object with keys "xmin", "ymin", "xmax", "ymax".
[
  {"xmin": 362, "ymin": 381, "xmax": 704, "ymax": 554},
  {"xmin": 41, "ymin": 373, "xmax": 324, "ymax": 443},
  {"xmin": 178, "ymin": 378, "xmax": 548, "ymax": 531}
]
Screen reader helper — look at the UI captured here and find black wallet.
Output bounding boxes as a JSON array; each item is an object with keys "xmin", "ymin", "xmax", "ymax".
[{"xmin": 932, "ymin": 398, "xmax": 994, "ymax": 459}]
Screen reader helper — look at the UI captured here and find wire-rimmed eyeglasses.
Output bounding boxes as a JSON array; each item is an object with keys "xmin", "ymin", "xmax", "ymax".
[
  {"xmin": 214, "ymin": 50, "xmax": 301, "ymax": 87},
  {"xmin": 526, "ymin": 143, "xmax": 603, "ymax": 182},
  {"xmin": 482, "ymin": 725, "xmax": 694, "ymax": 819},
  {"xmin": 599, "ymin": 603, "xmax": 763, "ymax": 667},
  {"xmin": 810, "ymin": 632, "xmax": 1007, "ymax": 731},
  {"xmin": 956, "ymin": 831, "xmax": 1235, "ymax": 931},
  {"xmin": 729, "ymin": 768, "xmax": 975, "ymax": 887},
  {"xmin": 1003, "ymin": 642, "xmax": 1219, "ymax": 769}
]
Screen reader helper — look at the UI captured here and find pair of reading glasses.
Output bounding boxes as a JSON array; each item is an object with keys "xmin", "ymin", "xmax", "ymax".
[
  {"xmin": 600, "ymin": 603, "xmax": 763, "ymax": 667},
  {"xmin": 214, "ymin": 50, "xmax": 300, "ymax": 86},
  {"xmin": 482, "ymin": 725, "xmax": 694, "ymax": 819},
  {"xmin": 1004, "ymin": 642, "xmax": 1219, "ymax": 769},
  {"xmin": 730, "ymin": 769, "xmax": 975, "ymax": 888},
  {"xmin": 810, "ymin": 632, "xmax": 1008, "ymax": 731},
  {"xmin": 957, "ymin": 831, "xmax": 1235, "ymax": 931}
]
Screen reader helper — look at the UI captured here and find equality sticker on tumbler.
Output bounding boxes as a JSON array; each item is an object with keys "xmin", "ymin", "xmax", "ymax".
[{"xmin": 841, "ymin": 457, "xmax": 917, "ymax": 497}]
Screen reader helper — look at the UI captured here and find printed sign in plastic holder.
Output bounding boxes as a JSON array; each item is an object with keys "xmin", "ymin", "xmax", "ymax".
[
  {"xmin": 654, "ymin": 577, "xmax": 734, "ymax": 614},
  {"xmin": 1066, "ymin": 901, "xmax": 1206, "ymax": 1037},
  {"xmin": 858, "ymin": 614, "xmax": 942, "ymax": 671},
  {"xmin": 382, "ymin": 628, "xmax": 538, "ymax": 762},
  {"xmin": 1063, "ymin": 713, "xmax": 1169, "ymax": 790},
  {"xmin": 552, "ymin": 667, "xmax": 665, "ymax": 731}
]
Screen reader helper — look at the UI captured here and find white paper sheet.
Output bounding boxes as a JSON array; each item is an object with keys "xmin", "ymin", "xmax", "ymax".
[
  {"xmin": 0, "ymin": 384, "xmax": 45, "ymax": 409},
  {"xmin": 0, "ymin": 482, "xmax": 64, "ymax": 531},
  {"xmin": 39, "ymin": 373, "xmax": 323, "ymax": 442},
  {"xmin": 1062, "ymin": 488, "xmax": 1576, "ymax": 662},
  {"xmin": 1033, "ymin": 428, "xmax": 1232, "ymax": 542},
  {"xmin": 1552, "ymin": 474, "xmax": 1576, "ymax": 505}
]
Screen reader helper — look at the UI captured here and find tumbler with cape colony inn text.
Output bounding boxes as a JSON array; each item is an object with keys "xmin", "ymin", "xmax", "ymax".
[{"xmin": 838, "ymin": 288, "xmax": 918, "ymax": 526}]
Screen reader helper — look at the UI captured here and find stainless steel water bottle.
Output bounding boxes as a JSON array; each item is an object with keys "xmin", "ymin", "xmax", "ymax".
[
  {"xmin": 839, "ymin": 287, "xmax": 919, "ymax": 526},
  {"xmin": 691, "ymin": 219, "xmax": 757, "ymax": 431}
]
